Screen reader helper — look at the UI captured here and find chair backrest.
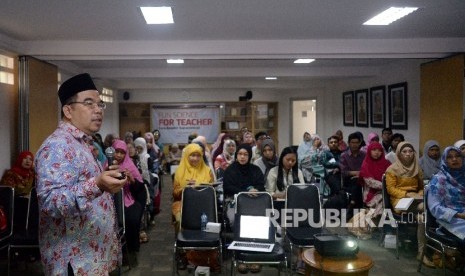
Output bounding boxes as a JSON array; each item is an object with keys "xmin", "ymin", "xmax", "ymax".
[
  {"xmin": 181, "ymin": 185, "xmax": 217, "ymax": 230},
  {"xmin": 0, "ymin": 185, "xmax": 14, "ymax": 243},
  {"xmin": 235, "ymin": 192, "xmax": 273, "ymax": 217},
  {"xmin": 423, "ymin": 185, "xmax": 438, "ymax": 231},
  {"xmin": 26, "ymin": 187, "xmax": 39, "ymax": 233},
  {"xmin": 285, "ymin": 184, "xmax": 321, "ymax": 228},
  {"xmin": 113, "ymin": 188, "xmax": 125, "ymax": 234},
  {"xmin": 234, "ymin": 192, "xmax": 275, "ymax": 242},
  {"xmin": 381, "ymin": 174, "xmax": 393, "ymax": 210}
]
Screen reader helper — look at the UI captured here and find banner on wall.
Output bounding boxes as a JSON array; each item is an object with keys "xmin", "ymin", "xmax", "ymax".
[{"xmin": 151, "ymin": 105, "xmax": 220, "ymax": 144}]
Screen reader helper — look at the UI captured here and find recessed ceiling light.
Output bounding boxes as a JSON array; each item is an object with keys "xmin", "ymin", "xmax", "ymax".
[
  {"xmin": 140, "ymin": 7, "xmax": 174, "ymax": 24},
  {"xmin": 265, "ymin": 77, "xmax": 277, "ymax": 80},
  {"xmin": 294, "ymin": 59, "xmax": 315, "ymax": 64},
  {"xmin": 167, "ymin": 59, "xmax": 184, "ymax": 64},
  {"xmin": 363, "ymin": 7, "xmax": 418, "ymax": 25}
]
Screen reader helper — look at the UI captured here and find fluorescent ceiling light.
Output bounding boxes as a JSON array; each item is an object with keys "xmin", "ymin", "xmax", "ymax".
[
  {"xmin": 294, "ymin": 59, "xmax": 315, "ymax": 64},
  {"xmin": 140, "ymin": 7, "xmax": 174, "ymax": 24},
  {"xmin": 265, "ymin": 77, "xmax": 277, "ymax": 80},
  {"xmin": 167, "ymin": 59, "xmax": 184, "ymax": 64},
  {"xmin": 363, "ymin": 7, "xmax": 418, "ymax": 25}
]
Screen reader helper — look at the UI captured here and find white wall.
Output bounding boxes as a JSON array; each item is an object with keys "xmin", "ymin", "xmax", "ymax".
[{"xmin": 110, "ymin": 59, "xmax": 426, "ymax": 152}]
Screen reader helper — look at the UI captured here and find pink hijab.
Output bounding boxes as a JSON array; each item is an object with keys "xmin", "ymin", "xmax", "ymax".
[{"xmin": 112, "ymin": 139, "xmax": 143, "ymax": 207}]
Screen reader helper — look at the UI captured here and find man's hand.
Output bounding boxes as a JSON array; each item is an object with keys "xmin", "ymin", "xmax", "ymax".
[{"xmin": 96, "ymin": 170, "xmax": 127, "ymax": 194}]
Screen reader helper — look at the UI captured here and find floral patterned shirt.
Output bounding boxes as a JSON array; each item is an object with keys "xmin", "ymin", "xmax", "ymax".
[{"xmin": 35, "ymin": 121, "xmax": 120, "ymax": 275}]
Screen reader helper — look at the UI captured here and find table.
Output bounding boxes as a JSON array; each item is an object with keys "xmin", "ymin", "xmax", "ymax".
[{"xmin": 302, "ymin": 248, "xmax": 373, "ymax": 276}]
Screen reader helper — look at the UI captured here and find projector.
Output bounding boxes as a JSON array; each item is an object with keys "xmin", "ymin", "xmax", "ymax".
[{"xmin": 314, "ymin": 234, "xmax": 359, "ymax": 257}]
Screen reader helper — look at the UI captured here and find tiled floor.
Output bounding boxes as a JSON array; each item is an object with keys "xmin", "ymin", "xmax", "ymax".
[{"xmin": 1, "ymin": 174, "xmax": 460, "ymax": 275}]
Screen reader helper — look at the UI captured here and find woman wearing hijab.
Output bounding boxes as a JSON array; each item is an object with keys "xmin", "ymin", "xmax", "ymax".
[
  {"xmin": 214, "ymin": 139, "xmax": 236, "ymax": 171},
  {"xmin": 428, "ymin": 146, "xmax": 465, "ymax": 252},
  {"xmin": 253, "ymin": 138, "xmax": 278, "ymax": 180},
  {"xmin": 335, "ymin": 129, "xmax": 348, "ymax": 152},
  {"xmin": 223, "ymin": 144, "xmax": 265, "ymax": 197},
  {"xmin": 1, "ymin": 151, "xmax": 35, "ymax": 195},
  {"xmin": 297, "ymin": 131, "xmax": 312, "ymax": 164},
  {"xmin": 172, "ymin": 143, "xmax": 214, "ymax": 230},
  {"xmin": 211, "ymin": 134, "xmax": 231, "ymax": 164},
  {"xmin": 419, "ymin": 140, "xmax": 441, "ymax": 180},
  {"xmin": 300, "ymin": 134, "xmax": 331, "ymax": 183},
  {"xmin": 385, "ymin": 141, "xmax": 434, "ymax": 267},
  {"xmin": 454, "ymin": 140, "xmax": 465, "ymax": 156},
  {"xmin": 359, "ymin": 142, "xmax": 391, "ymax": 216},
  {"xmin": 266, "ymin": 146, "xmax": 305, "ymax": 200},
  {"xmin": 111, "ymin": 139, "xmax": 146, "ymax": 262}
]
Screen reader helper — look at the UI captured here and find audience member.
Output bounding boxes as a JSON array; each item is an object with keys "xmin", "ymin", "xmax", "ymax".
[
  {"xmin": 35, "ymin": 73, "xmax": 126, "ymax": 275},
  {"xmin": 111, "ymin": 139, "xmax": 146, "ymax": 264},
  {"xmin": 454, "ymin": 140, "xmax": 465, "ymax": 156},
  {"xmin": 187, "ymin": 132, "xmax": 198, "ymax": 144},
  {"xmin": 297, "ymin": 131, "xmax": 312, "ymax": 164},
  {"xmin": 359, "ymin": 142, "xmax": 391, "ymax": 216},
  {"xmin": 419, "ymin": 140, "xmax": 441, "ymax": 180},
  {"xmin": 339, "ymin": 132, "xmax": 366, "ymax": 209},
  {"xmin": 385, "ymin": 141, "xmax": 434, "ymax": 267},
  {"xmin": 214, "ymin": 139, "xmax": 236, "ymax": 171},
  {"xmin": 385, "ymin": 133, "xmax": 405, "ymax": 163},
  {"xmin": 266, "ymin": 146, "xmax": 305, "ymax": 200},
  {"xmin": 299, "ymin": 134, "xmax": 330, "ymax": 183},
  {"xmin": 124, "ymin": 131, "xmax": 134, "ymax": 144},
  {"xmin": 103, "ymin": 133, "xmax": 119, "ymax": 150},
  {"xmin": 323, "ymin": 135, "xmax": 342, "ymax": 195},
  {"xmin": 381, "ymin": 127, "xmax": 393, "ymax": 154},
  {"xmin": 242, "ymin": 131, "xmax": 255, "ymax": 147},
  {"xmin": 251, "ymin": 131, "xmax": 268, "ymax": 162},
  {"xmin": 1, "ymin": 151, "xmax": 35, "ymax": 196},
  {"xmin": 211, "ymin": 133, "xmax": 226, "ymax": 157},
  {"xmin": 367, "ymin": 132, "xmax": 380, "ymax": 145},
  {"xmin": 335, "ymin": 129, "xmax": 348, "ymax": 152},
  {"xmin": 211, "ymin": 134, "xmax": 231, "ymax": 163},
  {"xmin": 253, "ymin": 138, "xmax": 278, "ymax": 180},
  {"xmin": 91, "ymin": 140, "xmax": 107, "ymax": 166},
  {"xmin": 428, "ymin": 146, "xmax": 465, "ymax": 252},
  {"xmin": 167, "ymin": 143, "xmax": 182, "ymax": 166}
]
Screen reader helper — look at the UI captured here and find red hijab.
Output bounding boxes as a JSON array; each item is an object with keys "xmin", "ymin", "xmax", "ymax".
[
  {"xmin": 11, "ymin": 151, "xmax": 34, "ymax": 178},
  {"xmin": 359, "ymin": 142, "xmax": 391, "ymax": 201}
]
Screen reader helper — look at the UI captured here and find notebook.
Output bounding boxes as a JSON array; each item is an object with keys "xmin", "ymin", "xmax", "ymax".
[
  {"xmin": 394, "ymin": 197, "xmax": 414, "ymax": 211},
  {"xmin": 227, "ymin": 215, "xmax": 275, "ymax": 252}
]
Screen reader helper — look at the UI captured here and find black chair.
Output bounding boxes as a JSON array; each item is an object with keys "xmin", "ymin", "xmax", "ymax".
[
  {"xmin": 418, "ymin": 185, "xmax": 462, "ymax": 275},
  {"xmin": 379, "ymin": 174, "xmax": 418, "ymax": 259},
  {"xmin": 230, "ymin": 192, "xmax": 288, "ymax": 276},
  {"xmin": 7, "ymin": 187, "xmax": 39, "ymax": 276},
  {"xmin": 284, "ymin": 184, "xmax": 323, "ymax": 273},
  {"xmin": 172, "ymin": 185, "xmax": 222, "ymax": 275},
  {"xmin": 0, "ymin": 186, "xmax": 14, "ymax": 252},
  {"xmin": 114, "ymin": 188, "xmax": 131, "ymax": 273}
]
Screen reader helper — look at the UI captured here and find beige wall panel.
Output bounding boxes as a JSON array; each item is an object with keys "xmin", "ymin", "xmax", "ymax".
[
  {"xmin": 28, "ymin": 57, "xmax": 58, "ymax": 153},
  {"xmin": 420, "ymin": 54, "xmax": 464, "ymax": 154}
]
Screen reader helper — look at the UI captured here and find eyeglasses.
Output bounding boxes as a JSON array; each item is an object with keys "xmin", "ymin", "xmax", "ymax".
[{"xmin": 68, "ymin": 100, "xmax": 106, "ymax": 110}]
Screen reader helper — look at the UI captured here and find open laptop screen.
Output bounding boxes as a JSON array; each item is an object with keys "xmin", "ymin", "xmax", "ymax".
[{"xmin": 239, "ymin": 215, "xmax": 270, "ymax": 240}]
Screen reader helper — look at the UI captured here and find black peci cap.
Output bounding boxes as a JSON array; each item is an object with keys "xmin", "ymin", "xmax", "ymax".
[{"xmin": 58, "ymin": 73, "xmax": 98, "ymax": 105}]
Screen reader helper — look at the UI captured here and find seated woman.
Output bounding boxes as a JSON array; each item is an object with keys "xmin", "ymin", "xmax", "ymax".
[
  {"xmin": 266, "ymin": 146, "xmax": 305, "ymax": 200},
  {"xmin": 299, "ymin": 134, "xmax": 331, "ymax": 184},
  {"xmin": 419, "ymin": 140, "xmax": 441, "ymax": 180},
  {"xmin": 171, "ymin": 143, "xmax": 217, "ymax": 270},
  {"xmin": 1, "ymin": 151, "xmax": 35, "ymax": 230},
  {"xmin": 222, "ymin": 144, "xmax": 265, "ymax": 273},
  {"xmin": 253, "ymin": 138, "xmax": 278, "ymax": 180},
  {"xmin": 428, "ymin": 146, "xmax": 465, "ymax": 252},
  {"xmin": 359, "ymin": 142, "xmax": 391, "ymax": 217},
  {"xmin": 167, "ymin": 143, "xmax": 182, "ymax": 167},
  {"xmin": 385, "ymin": 141, "xmax": 434, "ymax": 267},
  {"xmin": 1, "ymin": 151, "xmax": 35, "ymax": 196},
  {"xmin": 111, "ymin": 140, "xmax": 146, "ymax": 264},
  {"xmin": 214, "ymin": 138, "xmax": 236, "ymax": 174}
]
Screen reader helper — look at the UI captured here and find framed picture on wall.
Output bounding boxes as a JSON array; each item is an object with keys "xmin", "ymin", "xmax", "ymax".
[
  {"xmin": 342, "ymin": 91, "xmax": 354, "ymax": 126},
  {"xmin": 388, "ymin": 82, "xmax": 408, "ymax": 129},
  {"xmin": 355, "ymin": 89, "xmax": 369, "ymax": 127},
  {"xmin": 369, "ymin": 85, "xmax": 386, "ymax": 128}
]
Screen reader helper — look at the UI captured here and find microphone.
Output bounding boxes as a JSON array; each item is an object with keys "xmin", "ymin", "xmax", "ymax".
[{"xmin": 105, "ymin": 146, "xmax": 115, "ymax": 170}]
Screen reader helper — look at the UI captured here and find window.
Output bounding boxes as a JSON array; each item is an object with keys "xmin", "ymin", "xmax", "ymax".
[
  {"xmin": 0, "ymin": 54, "xmax": 14, "ymax": 85},
  {"xmin": 101, "ymin": 87, "xmax": 114, "ymax": 103}
]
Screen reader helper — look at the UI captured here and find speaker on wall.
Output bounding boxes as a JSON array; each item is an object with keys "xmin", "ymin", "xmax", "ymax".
[{"xmin": 123, "ymin": 91, "xmax": 130, "ymax": 101}]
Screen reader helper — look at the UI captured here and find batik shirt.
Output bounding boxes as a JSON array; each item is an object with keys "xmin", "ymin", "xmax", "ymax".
[{"xmin": 35, "ymin": 121, "xmax": 120, "ymax": 275}]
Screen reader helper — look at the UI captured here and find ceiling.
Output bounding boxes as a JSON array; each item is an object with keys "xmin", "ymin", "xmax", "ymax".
[{"xmin": 0, "ymin": 0, "xmax": 464, "ymax": 91}]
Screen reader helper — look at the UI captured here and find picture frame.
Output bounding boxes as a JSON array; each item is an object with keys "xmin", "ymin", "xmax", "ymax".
[
  {"xmin": 227, "ymin": 121, "xmax": 240, "ymax": 130},
  {"xmin": 355, "ymin": 89, "xmax": 369, "ymax": 127},
  {"xmin": 369, "ymin": 85, "xmax": 386, "ymax": 128},
  {"xmin": 388, "ymin": 82, "xmax": 408, "ymax": 129},
  {"xmin": 342, "ymin": 91, "xmax": 354, "ymax": 126}
]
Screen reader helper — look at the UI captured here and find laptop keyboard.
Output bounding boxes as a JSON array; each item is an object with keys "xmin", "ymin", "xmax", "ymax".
[{"xmin": 228, "ymin": 241, "xmax": 275, "ymax": 252}]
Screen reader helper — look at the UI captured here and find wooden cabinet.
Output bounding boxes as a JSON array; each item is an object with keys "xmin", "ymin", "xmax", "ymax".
[
  {"xmin": 119, "ymin": 103, "xmax": 151, "ymax": 138},
  {"xmin": 221, "ymin": 101, "xmax": 278, "ymax": 147}
]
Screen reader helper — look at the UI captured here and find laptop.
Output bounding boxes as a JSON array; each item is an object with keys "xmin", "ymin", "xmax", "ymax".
[{"xmin": 227, "ymin": 215, "xmax": 275, "ymax": 252}]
